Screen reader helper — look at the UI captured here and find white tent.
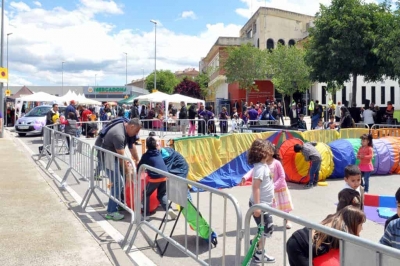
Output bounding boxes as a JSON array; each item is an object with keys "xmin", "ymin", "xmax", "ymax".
[
  {"xmin": 20, "ymin": 92, "xmax": 61, "ymax": 103},
  {"xmin": 170, "ymin": 94, "xmax": 205, "ymax": 105},
  {"xmin": 134, "ymin": 91, "xmax": 171, "ymax": 102},
  {"xmin": 76, "ymin": 94, "xmax": 101, "ymax": 105}
]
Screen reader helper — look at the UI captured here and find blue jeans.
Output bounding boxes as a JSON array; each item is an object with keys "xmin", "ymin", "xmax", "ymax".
[
  {"xmin": 361, "ymin": 171, "xmax": 371, "ymax": 192},
  {"xmin": 309, "ymin": 160, "xmax": 321, "ymax": 184},
  {"xmin": 106, "ymin": 160, "xmax": 124, "ymax": 213}
]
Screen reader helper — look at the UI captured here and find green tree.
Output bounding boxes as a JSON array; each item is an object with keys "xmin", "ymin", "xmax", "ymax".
[
  {"xmin": 305, "ymin": 0, "xmax": 390, "ymax": 106},
  {"xmin": 266, "ymin": 44, "xmax": 312, "ymax": 116},
  {"xmin": 194, "ymin": 70, "xmax": 210, "ymax": 99},
  {"xmin": 145, "ymin": 70, "xmax": 179, "ymax": 94},
  {"xmin": 223, "ymin": 43, "xmax": 267, "ymax": 102}
]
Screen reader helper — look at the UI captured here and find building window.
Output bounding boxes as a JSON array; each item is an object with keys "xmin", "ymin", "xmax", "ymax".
[
  {"xmin": 361, "ymin": 86, "xmax": 366, "ymax": 104},
  {"xmin": 266, "ymin": 39, "xmax": 274, "ymax": 50},
  {"xmin": 381, "ymin": 86, "xmax": 386, "ymax": 104},
  {"xmin": 371, "ymin": 86, "xmax": 376, "ymax": 104},
  {"xmin": 342, "ymin": 86, "xmax": 346, "ymax": 105},
  {"xmin": 322, "ymin": 86, "xmax": 327, "ymax": 104},
  {"xmin": 246, "ymin": 29, "xmax": 252, "ymax": 38},
  {"xmin": 257, "ymin": 38, "xmax": 259, "ymax": 48},
  {"xmin": 390, "ymin": 86, "xmax": 395, "ymax": 104},
  {"xmin": 278, "ymin": 39, "xmax": 285, "ymax": 46},
  {"xmin": 288, "ymin": 39, "xmax": 295, "ymax": 47},
  {"xmin": 253, "ymin": 23, "xmax": 257, "ymax": 34}
]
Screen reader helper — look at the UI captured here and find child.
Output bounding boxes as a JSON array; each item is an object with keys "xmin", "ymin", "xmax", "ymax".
[
  {"xmin": 241, "ymin": 142, "xmax": 294, "ymax": 229},
  {"xmin": 247, "ymin": 139, "xmax": 275, "ymax": 263},
  {"xmin": 337, "ymin": 165, "xmax": 364, "ymax": 212},
  {"xmin": 137, "ymin": 136, "xmax": 177, "ymax": 219},
  {"xmin": 294, "ymin": 142, "xmax": 321, "ymax": 188},
  {"xmin": 326, "ymin": 115, "xmax": 337, "ymax": 130},
  {"xmin": 314, "ymin": 119, "xmax": 324, "ymax": 130},
  {"xmin": 297, "ymin": 114, "xmax": 307, "ymax": 130},
  {"xmin": 384, "ymin": 187, "xmax": 400, "ymax": 229},
  {"xmin": 287, "ymin": 206, "xmax": 366, "ymax": 265},
  {"xmin": 357, "ymin": 134, "xmax": 374, "ymax": 193},
  {"xmin": 380, "ymin": 187, "xmax": 400, "ymax": 250}
]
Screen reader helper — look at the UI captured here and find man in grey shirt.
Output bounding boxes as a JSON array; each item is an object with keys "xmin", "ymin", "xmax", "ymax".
[
  {"xmin": 95, "ymin": 118, "xmax": 142, "ymax": 220},
  {"xmin": 294, "ymin": 142, "xmax": 321, "ymax": 189}
]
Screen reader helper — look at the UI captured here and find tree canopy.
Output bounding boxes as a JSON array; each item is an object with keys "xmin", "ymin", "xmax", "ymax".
[
  {"xmin": 194, "ymin": 70, "xmax": 210, "ymax": 99},
  {"xmin": 145, "ymin": 70, "xmax": 179, "ymax": 94},
  {"xmin": 223, "ymin": 43, "xmax": 267, "ymax": 102},
  {"xmin": 174, "ymin": 77, "xmax": 202, "ymax": 99},
  {"xmin": 305, "ymin": 0, "xmax": 391, "ymax": 106},
  {"xmin": 266, "ymin": 44, "xmax": 312, "ymax": 98}
]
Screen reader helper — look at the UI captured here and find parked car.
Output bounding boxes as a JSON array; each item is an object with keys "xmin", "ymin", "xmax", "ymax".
[{"xmin": 15, "ymin": 105, "xmax": 66, "ymax": 137}]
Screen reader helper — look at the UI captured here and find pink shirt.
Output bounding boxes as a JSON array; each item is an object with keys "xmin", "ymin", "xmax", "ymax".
[
  {"xmin": 357, "ymin": 146, "xmax": 374, "ymax": 172},
  {"xmin": 243, "ymin": 159, "xmax": 288, "ymax": 191}
]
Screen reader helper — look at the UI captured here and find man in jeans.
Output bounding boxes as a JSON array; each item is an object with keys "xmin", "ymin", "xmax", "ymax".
[
  {"xmin": 178, "ymin": 101, "xmax": 188, "ymax": 137},
  {"xmin": 94, "ymin": 118, "xmax": 142, "ymax": 221},
  {"xmin": 294, "ymin": 142, "xmax": 321, "ymax": 188}
]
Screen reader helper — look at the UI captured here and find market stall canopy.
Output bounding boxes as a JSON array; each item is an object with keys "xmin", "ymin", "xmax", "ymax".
[
  {"xmin": 170, "ymin": 94, "xmax": 205, "ymax": 105},
  {"xmin": 61, "ymin": 90, "xmax": 78, "ymax": 103},
  {"xmin": 20, "ymin": 92, "xmax": 61, "ymax": 103},
  {"xmin": 118, "ymin": 95, "xmax": 137, "ymax": 105},
  {"xmin": 135, "ymin": 91, "xmax": 171, "ymax": 102},
  {"xmin": 76, "ymin": 94, "xmax": 102, "ymax": 106}
]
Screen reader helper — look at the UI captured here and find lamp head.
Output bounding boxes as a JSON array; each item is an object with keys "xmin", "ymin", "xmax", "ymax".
[{"xmin": 150, "ymin": 20, "xmax": 157, "ymax": 24}]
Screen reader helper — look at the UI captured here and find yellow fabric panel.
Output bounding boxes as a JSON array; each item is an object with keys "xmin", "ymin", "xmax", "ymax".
[
  {"xmin": 301, "ymin": 130, "xmax": 339, "ymax": 143},
  {"xmin": 339, "ymin": 128, "xmax": 370, "ymax": 139},
  {"xmin": 174, "ymin": 137, "xmax": 221, "ymax": 182},
  {"xmin": 218, "ymin": 134, "xmax": 237, "ymax": 165},
  {"xmin": 315, "ymin": 142, "xmax": 334, "ymax": 181},
  {"xmin": 294, "ymin": 153, "xmax": 309, "ymax": 178}
]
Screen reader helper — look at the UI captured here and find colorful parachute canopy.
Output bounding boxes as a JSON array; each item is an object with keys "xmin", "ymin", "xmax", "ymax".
[
  {"xmin": 315, "ymin": 142, "xmax": 334, "ymax": 181},
  {"xmin": 382, "ymin": 137, "xmax": 400, "ymax": 174},
  {"xmin": 373, "ymin": 139, "xmax": 393, "ymax": 175},
  {"xmin": 280, "ymin": 138, "xmax": 309, "ymax": 183},
  {"xmin": 267, "ymin": 131, "xmax": 304, "ymax": 149}
]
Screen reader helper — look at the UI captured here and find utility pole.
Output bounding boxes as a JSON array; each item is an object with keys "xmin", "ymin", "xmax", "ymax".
[{"xmin": 0, "ymin": 0, "xmax": 5, "ymax": 138}]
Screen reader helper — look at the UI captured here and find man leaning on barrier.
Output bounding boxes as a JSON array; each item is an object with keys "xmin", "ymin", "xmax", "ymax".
[{"xmin": 94, "ymin": 118, "xmax": 142, "ymax": 221}]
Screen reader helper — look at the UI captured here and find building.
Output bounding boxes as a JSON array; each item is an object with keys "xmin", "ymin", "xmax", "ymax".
[
  {"xmin": 8, "ymin": 85, "xmax": 148, "ymax": 102},
  {"xmin": 200, "ymin": 7, "xmax": 314, "ymax": 105}
]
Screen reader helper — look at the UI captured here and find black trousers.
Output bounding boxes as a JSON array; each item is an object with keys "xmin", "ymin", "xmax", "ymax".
[{"xmin": 286, "ymin": 236, "xmax": 309, "ymax": 266}]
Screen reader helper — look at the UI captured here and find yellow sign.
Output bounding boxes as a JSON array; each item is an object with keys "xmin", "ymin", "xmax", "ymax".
[
  {"xmin": 152, "ymin": 89, "xmax": 158, "ymax": 93},
  {"xmin": 124, "ymin": 95, "xmax": 129, "ymax": 99},
  {"xmin": 0, "ymin": 67, "xmax": 8, "ymax": 83},
  {"xmin": 5, "ymin": 89, "xmax": 10, "ymax": 96}
]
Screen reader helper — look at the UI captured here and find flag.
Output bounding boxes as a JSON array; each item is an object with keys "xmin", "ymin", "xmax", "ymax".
[{"xmin": 0, "ymin": 67, "xmax": 8, "ymax": 83}]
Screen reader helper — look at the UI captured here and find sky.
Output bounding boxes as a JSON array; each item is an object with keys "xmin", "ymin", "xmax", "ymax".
[{"xmin": 1, "ymin": 0, "xmax": 381, "ymax": 87}]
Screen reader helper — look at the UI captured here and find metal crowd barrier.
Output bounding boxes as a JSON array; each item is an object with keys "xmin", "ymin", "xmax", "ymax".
[
  {"xmin": 205, "ymin": 119, "xmax": 231, "ymax": 135},
  {"xmin": 371, "ymin": 124, "xmax": 400, "ymax": 138},
  {"xmin": 81, "ymin": 145, "xmax": 138, "ymax": 247},
  {"xmin": 61, "ymin": 136, "xmax": 93, "ymax": 184},
  {"xmin": 244, "ymin": 204, "xmax": 400, "ymax": 266},
  {"xmin": 35, "ymin": 125, "xmax": 54, "ymax": 167},
  {"xmin": 354, "ymin": 123, "xmax": 369, "ymax": 129},
  {"xmin": 126, "ymin": 164, "xmax": 243, "ymax": 266},
  {"xmin": 53, "ymin": 130, "xmax": 72, "ymax": 168}
]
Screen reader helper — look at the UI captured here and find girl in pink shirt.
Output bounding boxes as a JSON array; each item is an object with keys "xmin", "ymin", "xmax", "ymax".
[
  {"xmin": 357, "ymin": 134, "xmax": 374, "ymax": 193},
  {"xmin": 242, "ymin": 142, "xmax": 294, "ymax": 228}
]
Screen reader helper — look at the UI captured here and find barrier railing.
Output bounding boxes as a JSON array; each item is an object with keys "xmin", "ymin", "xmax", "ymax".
[
  {"xmin": 35, "ymin": 125, "xmax": 54, "ymax": 165},
  {"xmin": 244, "ymin": 204, "xmax": 400, "ymax": 266},
  {"xmin": 53, "ymin": 130, "xmax": 72, "ymax": 167},
  {"xmin": 126, "ymin": 164, "xmax": 243, "ymax": 266},
  {"xmin": 371, "ymin": 124, "xmax": 400, "ymax": 139},
  {"xmin": 206, "ymin": 119, "xmax": 231, "ymax": 135},
  {"xmin": 61, "ymin": 136, "xmax": 93, "ymax": 184},
  {"xmin": 354, "ymin": 123, "xmax": 369, "ymax": 129},
  {"xmin": 81, "ymin": 145, "xmax": 138, "ymax": 247}
]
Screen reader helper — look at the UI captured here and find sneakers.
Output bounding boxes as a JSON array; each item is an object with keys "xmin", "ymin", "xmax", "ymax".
[
  {"xmin": 304, "ymin": 183, "xmax": 313, "ymax": 189},
  {"xmin": 105, "ymin": 212, "xmax": 124, "ymax": 221},
  {"xmin": 168, "ymin": 208, "xmax": 178, "ymax": 220},
  {"xmin": 253, "ymin": 250, "xmax": 276, "ymax": 263},
  {"xmin": 313, "ymin": 182, "xmax": 318, "ymax": 187}
]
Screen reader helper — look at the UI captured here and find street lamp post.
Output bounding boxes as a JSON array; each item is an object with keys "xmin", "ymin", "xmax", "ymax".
[
  {"xmin": 62, "ymin": 61, "xmax": 65, "ymax": 95},
  {"xmin": 0, "ymin": 0, "xmax": 5, "ymax": 138},
  {"xmin": 150, "ymin": 20, "xmax": 157, "ymax": 91},
  {"xmin": 94, "ymin": 74, "xmax": 97, "ymax": 99},
  {"xmin": 142, "ymin": 68, "xmax": 144, "ymax": 89},
  {"xmin": 124, "ymin": 52, "xmax": 127, "ymax": 86},
  {"xmin": 5, "ymin": 32, "xmax": 12, "ymax": 128}
]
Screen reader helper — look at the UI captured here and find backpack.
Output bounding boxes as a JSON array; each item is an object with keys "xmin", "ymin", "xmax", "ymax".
[{"xmin": 99, "ymin": 117, "xmax": 129, "ymax": 138}]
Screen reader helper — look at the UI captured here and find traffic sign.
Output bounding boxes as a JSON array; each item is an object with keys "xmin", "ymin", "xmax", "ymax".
[
  {"xmin": 0, "ymin": 67, "xmax": 8, "ymax": 83},
  {"xmin": 5, "ymin": 89, "xmax": 10, "ymax": 96}
]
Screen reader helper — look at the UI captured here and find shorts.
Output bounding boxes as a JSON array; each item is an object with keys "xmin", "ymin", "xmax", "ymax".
[{"xmin": 249, "ymin": 201, "xmax": 274, "ymax": 238}]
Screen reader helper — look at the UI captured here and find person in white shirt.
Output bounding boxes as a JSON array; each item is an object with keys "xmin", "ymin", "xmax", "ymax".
[
  {"xmin": 362, "ymin": 106, "xmax": 375, "ymax": 128},
  {"xmin": 314, "ymin": 119, "xmax": 324, "ymax": 130},
  {"xmin": 335, "ymin": 102, "xmax": 342, "ymax": 122}
]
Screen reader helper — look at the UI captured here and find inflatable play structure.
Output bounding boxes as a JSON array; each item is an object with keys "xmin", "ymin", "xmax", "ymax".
[{"xmin": 173, "ymin": 129, "xmax": 400, "ymax": 188}]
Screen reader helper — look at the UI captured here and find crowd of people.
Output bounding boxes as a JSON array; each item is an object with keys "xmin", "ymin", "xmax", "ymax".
[{"xmin": 243, "ymin": 137, "xmax": 400, "ymax": 265}]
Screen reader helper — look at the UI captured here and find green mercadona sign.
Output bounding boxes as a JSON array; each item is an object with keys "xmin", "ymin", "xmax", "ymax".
[{"xmin": 94, "ymin": 87, "xmax": 127, "ymax": 93}]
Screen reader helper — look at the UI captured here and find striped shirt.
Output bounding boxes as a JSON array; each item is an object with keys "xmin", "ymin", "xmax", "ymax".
[{"xmin": 380, "ymin": 218, "xmax": 400, "ymax": 250}]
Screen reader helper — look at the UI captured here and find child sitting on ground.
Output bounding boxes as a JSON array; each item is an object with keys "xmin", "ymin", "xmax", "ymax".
[
  {"xmin": 337, "ymin": 165, "xmax": 364, "ymax": 212},
  {"xmin": 246, "ymin": 139, "xmax": 276, "ymax": 263},
  {"xmin": 380, "ymin": 187, "xmax": 400, "ymax": 250},
  {"xmin": 137, "ymin": 136, "xmax": 177, "ymax": 219}
]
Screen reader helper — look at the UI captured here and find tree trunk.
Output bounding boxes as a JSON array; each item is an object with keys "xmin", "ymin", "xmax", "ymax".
[
  {"xmin": 352, "ymin": 73, "xmax": 357, "ymax": 107},
  {"xmin": 245, "ymin": 89, "xmax": 249, "ymax": 104},
  {"xmin": 283, "ymin": 94, "xmax": 287, "ymax": 118}
]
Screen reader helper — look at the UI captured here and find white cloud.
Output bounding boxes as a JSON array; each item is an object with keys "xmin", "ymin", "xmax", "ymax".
[
  {"xmin": 79, "ymin": 0, "xmax": 124, "ymax": 15},
  {"xmin": 180, "ymin": 10, "xmax": 197, "ymax": 20},
  {"xmin": 33, "ymin": 1, "xmax": 41, "ymax": 7},
  {"xmin": 5, "ymin": 0, "xmax": 241, "ymax": 86},
  {"xmin": 236, "ymin": 0, "xmax": 377, "ymax": 18}
]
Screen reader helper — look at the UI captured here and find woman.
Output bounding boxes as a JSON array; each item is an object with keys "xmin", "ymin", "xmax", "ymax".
[
  {"xmin": 277, "ymin": 102, "xmax": 284, "ymax": 125},
  {"xmin": 287, "ymin": 206, "xmax": 365, "ymax": 266},
  {"xmin": 340, "ymin": 106, "xmax": 353, "ymax": 129},
  {"xmin": 188, "ymin": 104, "xmax": 197, "ymax": 136},
  {"xmin": 362, "ymin": 106, "xmax": 375, "ymax": 128},
  {"xmin": 219, "ymin": 107, "xmax": 229, "ymax": 134}
]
